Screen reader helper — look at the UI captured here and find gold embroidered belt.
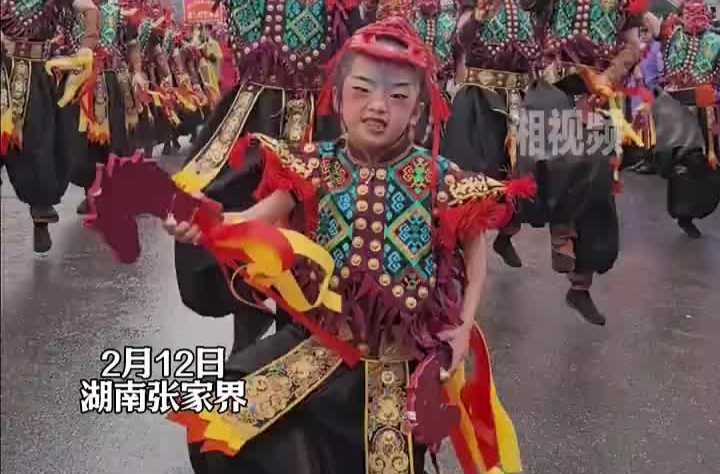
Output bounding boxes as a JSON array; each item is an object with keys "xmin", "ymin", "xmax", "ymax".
[
  {"xmin": 460, "ymin": 67, "xmax": 530, "ymax": 91},
  {"xmin": 3, "ymin": 38, "xmax": 51, "ymax": 61},
  {"xmin": 198, "ymin": 336, "xmax": 418, "ymax": 474}
]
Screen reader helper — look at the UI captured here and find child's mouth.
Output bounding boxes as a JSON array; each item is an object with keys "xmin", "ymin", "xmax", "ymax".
[{"xmin": 363, "ymin": 118, "xmax": 387, "ymax": 133}]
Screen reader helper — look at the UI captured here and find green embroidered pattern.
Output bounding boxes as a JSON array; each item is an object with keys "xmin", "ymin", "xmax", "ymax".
[
  {"xmin": 665, "ymin": 28, "xmax": 689, "ymax": 71},
  {"xmin": 551, "ymin": 0, "xmax": 576, "ymax": 38},
  {"xmin": 315, "ymin": 148, "xmax": 356, "ymax": 269},
  {"xmin": 588, "ymin": 0, "xmax": 620, "ymax": 45},
  {"xmin": 693, "ymin": 31, "xmax": 720, "ymax": 80},
  {"xmin": 226, "ymin": 0, "xmax": 266, "ymax": 45},
  {"xmin": 413, "ymin": 0, "xmax": 458, "ymax": 65},
  {"xmin": 72, "ymin": 0, "xmax": 120, "ymax": 50},
  {"xmin": 13, "ymin": 0, "xmax": 43, "ymax": 16},
  {"xmin": 98, "ymin": 1, "xmax": 120, "ymax": 49},
  {"xmin": 282, "ymin": 0, "xmax": 327, "ymax": 51},
  {"xmin": 312, "ymin": 145, "xmax": 456, "ymax": 281},
  {"xmin": 480, "ymin": 5, "xmax": 509, "ymax": 43},
  {"xmin": 550, "ymin": 0, "xmax": 620, "ymax": 49}
]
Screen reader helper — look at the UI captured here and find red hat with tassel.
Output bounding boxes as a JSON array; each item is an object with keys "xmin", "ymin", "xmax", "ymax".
[{"xmin": 317, "ymin": 17, "xmax": 450, "ymax": 203}]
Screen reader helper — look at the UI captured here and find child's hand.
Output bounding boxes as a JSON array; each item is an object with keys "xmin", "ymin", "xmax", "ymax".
[
  {"xmin": 437, "ymin": 322, "xmax": 472, "ymax": 375},
  {"xmin": 163, "ymin": 214, "xmax": 202, "ymax": 244}
]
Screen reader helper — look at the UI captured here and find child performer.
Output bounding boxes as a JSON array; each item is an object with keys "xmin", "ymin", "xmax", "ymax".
[{"xmin": 165, "ymin": 17, "xmax": 531, "ymax": 474}]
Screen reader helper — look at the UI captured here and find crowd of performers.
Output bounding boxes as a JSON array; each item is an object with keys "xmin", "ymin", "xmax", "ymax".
[
  {"xmin": 2, "ymin": 0, "xmax": 719, "ymax": 473},
  {"xmin": 1, "ymin": 0, "xmax": 227, "ymax": 251}
]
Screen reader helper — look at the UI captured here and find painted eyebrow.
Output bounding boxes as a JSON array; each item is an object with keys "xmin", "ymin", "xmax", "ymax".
[{"xmin": 349, "ymin": 75, "xmax": 412, "ymax": 88}]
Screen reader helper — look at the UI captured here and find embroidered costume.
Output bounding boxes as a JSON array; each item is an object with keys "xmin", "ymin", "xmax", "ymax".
[
  {"xmin": 168, "ymin": 18, "xmax": 529, "ymax": 474},
  {"xmin": 649, "ymin": 0, "xmax": 720, "ymax": 237},
  {"xmin": 171, "ymin": 0, "xmax": 364, "ymax": 366},
  {"xmin": 442, "ymin": 0, "xmax": 543, "ymax": 267},
  {"xmin": 61, "ymin": 0, "xmax": 134, "ymax": 213},
  {"xmin": 0, "ymin": 0, "xmax": 99, "ymax": 252},
  {"xmin": 512, "ymin": 0, "xmax": 646, "ymax": 325}
]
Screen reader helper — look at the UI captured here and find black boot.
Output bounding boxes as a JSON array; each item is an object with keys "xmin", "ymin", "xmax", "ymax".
[
  {"xmin": 552, "ymin": 252, "xmax": 575, "ymax": 273},
  {"xmin": 566, "ymin": 289, "xmax": 606, "ymax": 326},
  {"xmin": 492, "ymin": 234, "xmax": 522, "ymax": 268},
  {"xmin": 678, "ymin": 218, "xmax": 702, "ymax": 238},
  {"xmin": 33, "ymin": 223, "xmax": 52, "ymax": 253},
  {"xmin": 30, "ymin": 205, "xmax": 59, "ymax": 224}
]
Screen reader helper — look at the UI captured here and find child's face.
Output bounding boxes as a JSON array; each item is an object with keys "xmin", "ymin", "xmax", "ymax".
[{"xmin": 339, "ymin": 53, "xmax": 421, "ymax": 156}]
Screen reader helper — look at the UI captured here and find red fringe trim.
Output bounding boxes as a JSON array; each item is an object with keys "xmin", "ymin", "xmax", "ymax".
[
  {"xmin": 503, "ymin": 174, "xmax": 537, "ymax": 200},
  {"xmin": 437, "ymin": 199, "xmax": 512, "ymax": 248},
  {"xmin": 166, "ymin": 410, "xmax": 210, "ymax": 444},
  {"xmin": 253, "ymin": 145, "xmax": 319, "ymax": 236}
]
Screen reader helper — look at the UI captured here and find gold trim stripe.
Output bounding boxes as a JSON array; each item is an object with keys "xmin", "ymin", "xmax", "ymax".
[
  {"xmin": 173, "ymin": 87, "xmax": 263, "ymax": 193},
  {"xmin": 202, "ymin": 337, "xmax": 343, "ymax": 451},
  {"xmin": 365, "ymin": 361, "xmax": 415, "ymax": 474}
]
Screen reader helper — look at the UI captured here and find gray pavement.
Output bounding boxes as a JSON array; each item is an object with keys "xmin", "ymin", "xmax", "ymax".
[{"xmin": 1, "ymin": 156, "xmax": 719, "ymax": 474}]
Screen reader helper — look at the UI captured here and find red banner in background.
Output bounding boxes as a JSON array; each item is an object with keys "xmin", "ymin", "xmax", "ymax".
[{"xmin": 183, "ymin": 0, "xmax": 225, "ymax": 24}]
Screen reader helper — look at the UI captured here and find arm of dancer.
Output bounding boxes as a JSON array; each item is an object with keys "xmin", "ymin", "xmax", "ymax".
[
  {"xmin": 72, "ymin": 0, "xmax": 99, "ymax": 52},
  {"xmin": 165, "ymin": 190, "xmax": 296, "ymax": 244},
  {"xmin": 438, "ymin": 232, "xmax": 488, "ymax": 372}
]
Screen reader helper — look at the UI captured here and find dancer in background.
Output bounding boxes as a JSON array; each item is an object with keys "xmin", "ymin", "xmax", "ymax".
[
  {"xmin": 644, "ymin": 1, "xmax": 720, "ymax": 239},
  {"xmin": 517, "ymin": 0, "xmax": 646, "ymax": 325},
  {"xmin": 172, "ymin": 0, "xmax": 364, "ymax": 365},
  {"xmin": 62, "ymin": 0, "xmax": 134, "ymax": 215},
  {"xmin": 1, "ymin": 0, "xmax": 99, "ymax": 252},
  {"xmin": 442, "ymin": 0, "xmax": 543, "ymax": 268}
]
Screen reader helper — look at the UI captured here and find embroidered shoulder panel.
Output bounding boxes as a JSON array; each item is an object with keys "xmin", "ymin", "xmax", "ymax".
[
  {"xmin": 546, "ymin": 0, "xmax": 634, "ymax": 66},
  {"xmin": 412, "ymin": 0, "xmax": 460, "ymax": 76},
  {"xmin": 663, "ymin": 26, "xmax": 720, "ymax": 87},
  {"xmin": 1, "ymin": 0, "xmax": 66, "ymax": 39},
  {"xmin": 223, "ymin": 0, "xmax": 337, "ymax": 86}
]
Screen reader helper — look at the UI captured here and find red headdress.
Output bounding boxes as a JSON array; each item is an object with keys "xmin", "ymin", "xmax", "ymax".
[{"xmin": 317, "ymin": 17, "xmax": 451, "ymax": 201}]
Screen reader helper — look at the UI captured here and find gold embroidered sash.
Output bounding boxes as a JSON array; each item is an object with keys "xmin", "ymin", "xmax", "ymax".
[
  {"xmin": 173, "ymin": 86, "xmax": 262, "ymax": 193},
  {"xmin": 8, "ymin": 58, "xmax": 31, "ymax": 148}
]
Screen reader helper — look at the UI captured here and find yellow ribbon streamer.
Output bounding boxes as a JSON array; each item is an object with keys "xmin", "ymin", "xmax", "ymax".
[{"xmin": 45, "ymin": 52, "xmax": 94, "ymax": 108}]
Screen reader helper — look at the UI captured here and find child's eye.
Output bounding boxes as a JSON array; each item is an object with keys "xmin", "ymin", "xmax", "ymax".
[
  {"xmin": 391, "ymin": 93, "xmax": 408, "ymax": 100},
  {"xmin": 353, "ymin": 86, "xmax": 370, "ymax": 93}
]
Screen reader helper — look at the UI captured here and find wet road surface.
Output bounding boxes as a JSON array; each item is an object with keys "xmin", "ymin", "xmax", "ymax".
[{"xmin": 2, "ymin": 156, "xmax": 719, "ymax": 474}]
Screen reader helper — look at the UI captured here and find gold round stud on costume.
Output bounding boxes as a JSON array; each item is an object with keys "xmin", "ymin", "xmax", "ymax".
[
  {"xmin": 352, "ymin": 236, "xmax": 364, "ymax": 248},
  {"xmin": 405, "ymin": 297, "xmax": 417, "ymax": 309},
  {"xmin": 357, "ymin": 200, "xmax": 368, "ymax": 212},
  {"xmin": 351, "ymin": 254, "xmax": 362, "ymax": 266},
  {"xmin": 418, "ymin": 287, "xmax": 429, "ymax": 299},
  {"xmin": 370, "ymin": 240, "xmax": 381, "ymax": 252},
  {"xmin": 372, "ymin": 221, "xmax": 383, "ymax": 233},
  {"xmin": 355, "ymin": 218, "xmax": 367, "ymax": 230},
  {"xmin": 379, "ymin": 274, "xmax": 391, "ymax": 286},
  {"xmin": 392, "ymin": 285, "xmax": 404, "ymax": 297},
  {"xmin": 373, "ymin": 203, "xmax": 384, "ymax": 214},
  {"xmin": 341, "ymin": 267, "xmax": 350, "ymax": 278},
  {"xmin": 358, "ymin": 184, "xmax": 369, "ymax": 196},
  {"xmin": 368, "ymin": 258, "xmax": 379, "ymax": 270}
]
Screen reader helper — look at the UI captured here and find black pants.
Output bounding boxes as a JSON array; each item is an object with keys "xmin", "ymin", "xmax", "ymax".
[{"xmin": 1, "ymin": 57, "xmax": 78, "ymax": 208}]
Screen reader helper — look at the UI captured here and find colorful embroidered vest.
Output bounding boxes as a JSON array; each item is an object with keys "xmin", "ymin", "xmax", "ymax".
[
  {"xmin": 662, "ymin": 21, "xmax": 720, "ymax": 89},
  {"xmin": 67, "ymin": 0, "xmax": 123, "ymax": 65},
  {"xmin": 373, "ymin": 0, "xmax": 459, "ymax": 80},
  {"xmin": 0, "ymin": 0, "xmax": 69, "ymax": 41},
  {"xmin": 544, "ymin": 0, "xmax": 634, "ymax": 68},
  {"xmin": 222, "ymin": 0, "xmax": 352, "ymax": 90},
  {"xmin": 465, "ymin": 0, "xmax": 542, "ymax": 73}
]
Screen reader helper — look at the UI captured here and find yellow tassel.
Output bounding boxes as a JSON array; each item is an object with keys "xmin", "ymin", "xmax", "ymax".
[
  {"xmin": 1, "ymin": 105, "xmax": 15, "ymax": 153},
  {"xmin": 88, "ymin": 119, "xmax": 111, "ymax": 145}
]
